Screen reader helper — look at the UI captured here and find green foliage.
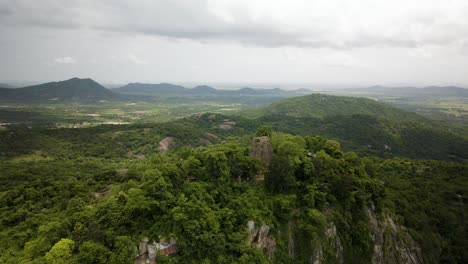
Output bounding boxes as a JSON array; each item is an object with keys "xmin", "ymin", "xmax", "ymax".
[
  {"xmin": 265, "ymin": 155, "xmax": 296, "ymax": 193},
  {"xmin": 76, "ymin": 241, "xmax": 111, "ymax": 264},
  {"xmin": 256, "ymin": 125, "xmax": 273, "ymax": 137},
  {"xmin": 109, "ymin": 236, "xmax": 134, "ymax": 264},
  {"xmin": 45, "ymin": 239, "xmax": 75, "ymax": 264},
  {"xmin": 0, "ymin": 124, "xmax": 466, "ymax": 263},
  {"xmin": 376, "ymin": 158, "xmax": 468, "ymax": 263}
]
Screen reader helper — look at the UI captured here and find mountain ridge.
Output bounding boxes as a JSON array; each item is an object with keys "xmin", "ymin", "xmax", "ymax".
[
  {"xmin": 239, "ymin": 93, "xmax": 468, "ymax": 160},
  {"xmin": 0, "ymin": 78, "xmax": 119, "ymax": 102}
]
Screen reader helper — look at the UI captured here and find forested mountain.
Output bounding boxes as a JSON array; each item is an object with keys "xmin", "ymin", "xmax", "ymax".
[
  {"xmin": 252, "ymin": 93, "xmax": 424, "ymax": 121},
  {"xmin": 0, "ymin": 123, "xmax": 466, "ymax": 263},
  {"xmin": 0, "ymin": 78, "xmax": 119, "ymax": 102},
  {"xmin": 241, "ymin": 94, "xmax": 468, "ymax": 160}
]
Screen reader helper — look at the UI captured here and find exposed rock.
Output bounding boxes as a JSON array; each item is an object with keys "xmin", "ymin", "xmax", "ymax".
[
  {"xmin": 198, "ymin": 138, "xmax": 212, "ymax": 146},
  {"xmin": 247, "ymin": 220, "xmax": 276, "ymax": 260},
  {"xmin": 116, "ymin": 168, "xmax": 128, "ymax": 175},
  {"xmin": 311, "ymin": 243, "xmax": 323, "ymax": 264},
  {"xmin": 139, "ymin": 237, "xmax": 149, "ymax": 256},
  {"xmin": 324, "ymin": 223, "xmax": 344, "ymax": 264},
  {"xmin": 247, "ymin": 220, "xmax": 257, "ymax": 243},
  {"xmin": 289, "ymin": 220, "xmax": 343, "ymax": 264},
  {"xmin": 250, "ymin": 136, "xmax": 273, "ymax": 168},
  {"xmin": 223, "ymin": 121, "xmax": 236, "ymax": 126},
  {"xmin": 94, "ymin": 189, "xmax": 111, "ymax": 200},
  {"xmin": 216, "ymin": 124, "xmax": 232, "ymax": 130},
  {"xmin": 213, "ymin": 119, "xmax": 236, "ymax": 130},
  {"xmin": 157, "ymin": 237, "xmax": 178, "ymax": 256},
  {"xmin": 367, "ymin": 208, "xmax": 424, "ymax": 264},
  {"xmin": 127, "ymin": 151, "xmax": 146, "ymax": 160},
  {"xmin": 207, "ymin": 114, "xmax": 216, "ymax": 121},
  {"xmin": 204, "ymin": 133, "xmax": 220, "ymax": 141},
  {"xmin": 449, "ymin": 193, "xmax": 466, "ymax": 206},
  {"xmin": 135, "ymin": 154, "xmax": 146, "ymax": 160},
  {"xmin": 158, "ymin": 137, "xmax": 174, "ymax": 154},
  {"xmin": 135, "ymin": 237, "xmax": 177, "ymax": 264},
  {"xmin": 288, "ymin": 220, "xmax": 295, "ymax": 257}
]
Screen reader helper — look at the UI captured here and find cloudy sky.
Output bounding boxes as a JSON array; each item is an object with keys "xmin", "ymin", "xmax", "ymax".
[{"xmin": 1, "ymin": 0, "xmax": 468, "ymax": 87}]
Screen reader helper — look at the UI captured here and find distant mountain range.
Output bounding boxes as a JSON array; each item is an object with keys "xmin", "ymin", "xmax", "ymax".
[
  {"xmin": 0, "ymin": 78, "xmax": 310, "ymax": 103},
  {"xmin": 1, "ymin": 77, "xmax": 466, "ymax": 103},
  {"xmin": 0, "ymin": 83, "xmax": 17, "ymax": 89},
  {"xmin": 113, "ymin": 82, "xmax": 292, "ymax": 95},
  {"xmin": 353, "ymin": 85, "xmax": 468, "ymax": 97}
]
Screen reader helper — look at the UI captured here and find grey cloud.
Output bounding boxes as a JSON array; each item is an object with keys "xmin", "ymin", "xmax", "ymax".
[{"xmin": 1, "ymin": 0, "xmax": 467, "ymax": 49}]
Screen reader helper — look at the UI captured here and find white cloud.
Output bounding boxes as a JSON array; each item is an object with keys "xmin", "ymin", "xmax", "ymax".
[
  {"xmin": 128, "ymin": 53, "xmax": 148, "ymax": 65},
  {"xmin": 408, "ymin": 46, "xmax": 432, "ymax": 58},
  {"xmin": 54, "ymin": 56, "xmax": 76, "ymax": 64},
  {"xmin": 320, "ymin": 52, "xmax": 368, "ymax": 68}
]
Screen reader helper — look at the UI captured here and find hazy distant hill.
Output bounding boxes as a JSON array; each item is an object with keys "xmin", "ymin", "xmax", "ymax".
[
  {"xmin": 113, "ymin": 83, "xmax": 188, "ymax": 94},
  {"xmin": 0, "ymin": 78, "xmax": 119, "ymax": 102},
  {"xmin": 0, "ymin": 83, "xmax": 17, "ymax": 89},
  {"xmin": 192, "ymin": 85, "xmax": 218, "ymax": 93},
  {"xmin": 0, "ymin": 79, "xmax": 306, "ymax": 104},
  {"xmin": 113, "ymin": 82, "xmax": 289, "ymax": 96},
  {"xmin": 355, "ymin": 85, "xmax": 468, "ymax": 97},
  {"xmin": 242, "ymin": 93, "xmax": 468, "ymax": 160}
]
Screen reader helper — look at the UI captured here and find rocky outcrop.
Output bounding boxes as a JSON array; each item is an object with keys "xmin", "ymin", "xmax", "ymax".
[
  {"xmin": 367, "ymin": 208, "xmax": 424, "ymax": 264},
  {"xmin": 204, "ymin": 133, "xmax": 220, "ymax": 141},
  {"xmin": 287, "ymin": 220, "xmax": 343, "ymax": 264},
  {"xmin": 94, "ymin": 189, "xmax": 111, "ymax": 199},
  {"xmin": 249, "ymin": 210, "xmax": 422, "ymax": 264},
  {"xmin": 158, "ymin": 137, "xmax": 174, "ymax": 154},
  {"xmin": 324, "ymin": 223, "xmax": 344, "ymax": 264},
  {"xmin": 214, "ymin": 119, "xmax": 236, "ymax": 130},
  {"xmin": 247, "ymin": 220, "xmax": 276, "ymax": 260},
  {"xmin": 198, "ymin": 138, "xmax": 212, "ymax": 146}
]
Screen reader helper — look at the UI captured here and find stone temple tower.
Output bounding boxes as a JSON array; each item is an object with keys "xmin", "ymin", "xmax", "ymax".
[{"xmin": 250, "ymin": 136, "xmax": 273, "ymax": 168}]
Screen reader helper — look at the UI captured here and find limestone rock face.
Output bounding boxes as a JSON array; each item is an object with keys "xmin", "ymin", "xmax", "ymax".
[
  {"xmin": 247, "ymin": 220, "xmax": 276, "ymax": 260},
  {"xmin": 253, "ymin": 210, "xmax": 423, "ymax": 264},
  {"xmin": 308, "ymin": 223, "xmax": 344, "ymax": 264},
  {"xmin": 367, "ymin": 208, "xmax": 424, "ymax": 264},
  {"xmin": 158, "ymin": 137, "xmax": 174, "ymax": 154},
  {"xmin": 324, "ymin": 223, "xmax": 344, "ymax": 264},
  {"xmin": 250, "ymin": 136, "xmax": 273, "ymax": 168}
]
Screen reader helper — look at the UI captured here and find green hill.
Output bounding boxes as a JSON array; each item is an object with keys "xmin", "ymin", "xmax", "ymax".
[
  {"xmin": 0, "ymin": 78, "xmax": 119, "ymax": 102},
  {"xmin": 256, "ymin": 93, "xmax": 424, "ymax": 121},
  {"xmin": 241, "ymin": 94, "xmax": 468, "ymax": 160}
]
